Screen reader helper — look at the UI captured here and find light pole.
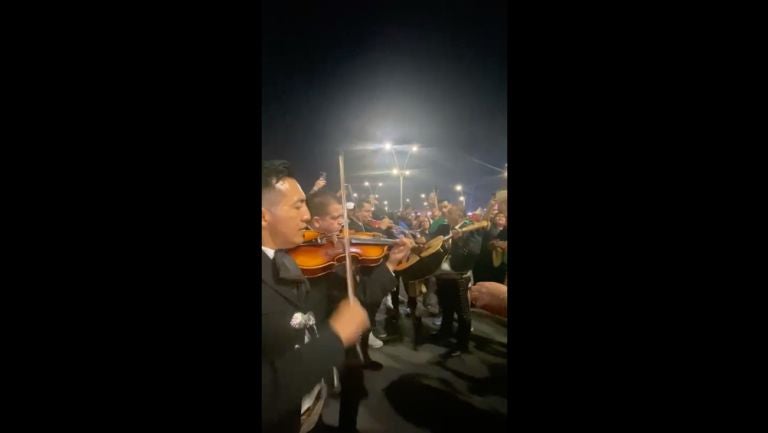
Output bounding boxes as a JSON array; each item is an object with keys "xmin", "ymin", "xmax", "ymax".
[
  {"xmin": 363, "ymin": 181, "xmax": 384, "ymax": 196},
  {"xmin": 388, "ymin": 143, "xmax": 418, "ymax": 211}
]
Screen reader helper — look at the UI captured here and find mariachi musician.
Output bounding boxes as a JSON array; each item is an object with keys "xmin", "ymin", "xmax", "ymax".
[
  {"xmin": 347, "ymin": 197, "xmax": 397, "ymax": 239},
  {"xmin": 429, "ymin": 203, "xmax": 485, "ymax": 358},
  {"xmin": 301, "ymin": 190, "xmax": 410, "ymax": 432},
  {"xmin": 261, "ymin": 160, "xmax": 370, "ymax": 433}
]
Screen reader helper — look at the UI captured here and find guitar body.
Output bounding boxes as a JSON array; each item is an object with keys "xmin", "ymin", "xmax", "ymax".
[
  {"xmin": 392, "ymin": 221, "xmax": 489, "ymax": 281},
  {"xmin": 394, "ymin": 235, "xmax": 450, "ymax": 281}
]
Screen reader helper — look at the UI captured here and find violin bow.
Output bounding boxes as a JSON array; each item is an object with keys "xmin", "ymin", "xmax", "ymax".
[
  {"xmin": 338, "ymin": 153, "xmax": 354, "ymax": 301},
  {"xmin": 338, "ymin": 152, "xmax": 363, "ymax": 359}
]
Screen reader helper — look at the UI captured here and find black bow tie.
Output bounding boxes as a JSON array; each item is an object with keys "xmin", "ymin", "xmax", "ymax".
[{"xmin": 273, "ymin": 250, "xmax": 306, "ymax": 283}]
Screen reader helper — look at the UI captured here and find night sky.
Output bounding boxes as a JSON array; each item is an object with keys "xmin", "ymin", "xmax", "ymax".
[{"xmin": 262, "ymin": 1, "xmax": 507, "ymax": 212}]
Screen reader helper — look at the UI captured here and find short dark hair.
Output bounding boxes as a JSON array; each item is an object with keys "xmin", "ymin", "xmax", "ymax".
[
  {"xmin": 262, "ymin": 160, "xmax": 295, "ymax": 192},
  {"xmin": 307, "ymin": 191, "xmax": 341, "ymax": 218},
  {"xmin": 355, "ymin": 199, "xmax": 372, "ymax": 210}
]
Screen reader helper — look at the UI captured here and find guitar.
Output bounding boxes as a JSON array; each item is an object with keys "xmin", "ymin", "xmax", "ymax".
[{"xmin": 394, "ymin": 220, "xmax": 489, "ymax": 272}]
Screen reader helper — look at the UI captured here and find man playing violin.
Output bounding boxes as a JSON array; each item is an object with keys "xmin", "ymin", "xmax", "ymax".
[
  {"xmin": 348, "ymin": 199, "xmax": 428, "ymax": 342},
  {"xmin": 305, "ymin": 192, "xmax": 411, "ymax": 361},
  {"xmin": 304, "ymin": 191, "xmax": 410, "ymax": 432},
  {"xmin": 261, "ymin": 161, "xmax": 370, "ymax": 433},
  {"xmin": 348, "ymin": 199, "xmax": 397, "ymax": 238}
]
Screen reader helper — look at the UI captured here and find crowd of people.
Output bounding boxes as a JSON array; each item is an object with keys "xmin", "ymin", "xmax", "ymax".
[{"xmin": 262, "ymin": 160, "xmax": 508, "ymax": 433}]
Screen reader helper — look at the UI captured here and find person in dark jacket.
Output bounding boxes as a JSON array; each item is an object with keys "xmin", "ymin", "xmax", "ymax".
[
  {"xmin": 261, "ymin": 161, "xmax": 370, "ymax": 433},
  {"xmin": 305, "ymin": 191, "xmax": 410, "ymax": 432},
  {"xmin": 431, "ymin": 204, "xmax": 484, "ymax": 358},
  {"xmin": 348, "ymin": 199, "xmax": 397, "ymax": 239},
  {"xmin": 472, "ymin": 212, "xmax": 508, "ymax": 284}
]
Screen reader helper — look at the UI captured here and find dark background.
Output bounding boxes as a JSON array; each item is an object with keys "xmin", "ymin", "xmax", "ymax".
[{"xmin": 262, "ymin": 1, "xmax": 507, "ymax": 211}]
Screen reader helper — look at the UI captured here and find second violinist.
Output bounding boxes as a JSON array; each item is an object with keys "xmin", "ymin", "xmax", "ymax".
[
  {"xmin": 348, "ymin": 198, "xmax": 397, "ymax": 239},
  {"xmin": 304, "ymin": 191, "xmax": 410, "ymax": 432}
]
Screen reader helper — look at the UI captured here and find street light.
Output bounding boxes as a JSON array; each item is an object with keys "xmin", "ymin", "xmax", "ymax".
[
  {"xmin": 387, "ymin": 142, "xmax": 420, "ymax": 211},
  {"xmin": 365, "ymin": 181, "xmax": 382, "ymax": 195},
  {"xmin": 459, "ymin": 196, "xmax": 465, "ymax": 202},
  {"xmin": 455, "ymin": 184, "xmax": 462, "ymax": 192},
  {"xmin": 420, "ymin": 193, "xmax": 426, "ymax": 198}
]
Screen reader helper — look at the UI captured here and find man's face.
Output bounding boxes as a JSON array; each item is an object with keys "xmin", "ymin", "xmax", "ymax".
[
  {"xmin": 494, "ymin": 213, "xmax": 507, "ymax": 227},
  {"xmin": 355, "ymin": 203, "xmax": 373, "ymax": 223},
  {"xmin": 310, "ymin": 203, "xmax": 344, "ymax": 235},
  {"xmin": 446, "ymin": 207, "xmax": 463, "ymax": 227},
  {"xmin": 440, "ymin": 201, "xmax": 451, "ymax": 214},
  {"xmin": 262, "ymin": 177, "xmax": 311, "ymax": 249}
]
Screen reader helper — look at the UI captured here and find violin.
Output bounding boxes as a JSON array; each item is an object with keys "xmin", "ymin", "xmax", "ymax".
[{"xmin": 288, "ymin": 230, "xmax": 408, "ymax": 278}]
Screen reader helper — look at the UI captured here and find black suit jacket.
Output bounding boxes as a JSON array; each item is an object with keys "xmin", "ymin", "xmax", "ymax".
[{"xmin": 261, "ymin": 251, "xmax": 345, "ymax": 433}]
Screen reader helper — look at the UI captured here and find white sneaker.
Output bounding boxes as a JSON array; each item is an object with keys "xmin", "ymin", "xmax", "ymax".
[
  {"xmin": 383, "ymin": 296, "xmax": 394, "ymax": 310},
  {"xmin": 368, "ymin": 333, "xmax": 384, "ymax": 348}
]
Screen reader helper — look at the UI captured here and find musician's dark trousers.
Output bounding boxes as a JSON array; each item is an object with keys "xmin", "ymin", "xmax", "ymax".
[
  {"xmin": 387, "ymin": 284, "xmax": 401, "ymax": 335},
  {"xmin": 338, "ymin": 348, "xmax": 366, "ymax": 432},
  {"xmin": 390, "ymin": 285, "xmax": 400, "ymax": 314},
  {"xmin": 436, "ymin": 275, "xmax": 472, "ymax": 351}
]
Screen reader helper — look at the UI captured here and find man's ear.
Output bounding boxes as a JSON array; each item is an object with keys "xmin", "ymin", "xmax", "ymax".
[
  {"xmin": 262, "ymin": 208, "xmax": 269, "ymax": 227},
  {"xmin": 309, "ymin": 216, "xmax": 320, "ymax": 229}
]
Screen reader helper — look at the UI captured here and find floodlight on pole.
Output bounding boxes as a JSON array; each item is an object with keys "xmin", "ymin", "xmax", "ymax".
[{"xmin": 386, "ymin": 141, "xmax": 420, "ymax": 211}]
